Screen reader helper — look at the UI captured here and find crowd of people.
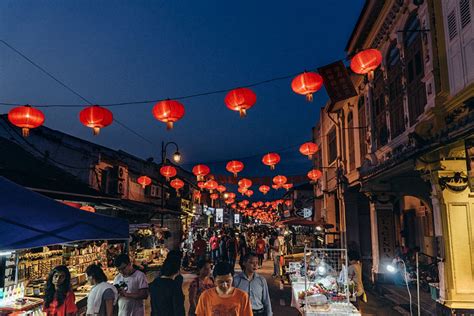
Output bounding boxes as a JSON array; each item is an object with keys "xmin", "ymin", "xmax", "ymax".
[{"xmin": 42, "ymin": 227, "xmax": 282, "ymax": 316}]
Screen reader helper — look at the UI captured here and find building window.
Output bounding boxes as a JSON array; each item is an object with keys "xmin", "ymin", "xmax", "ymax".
[
  {"xmin": 387, "ymin": 42, "xmax": 405, "ymax": 138},
  {"xmin": 358, "ymin": 97, "xmax": 367, "ymax": 161},
  {"xmin": 404, "ymin": 12, "xmax": 427, "ymax": 125},
  {"xmin": 372, "ymin": 68, "xmax": 388, "ymax": 148},
  {"xmin": 347, "ymin": 111, "xmax": 355, "ymax": 171},
  {"xmin": 328, "ymin": 128, "xmax": 337, "ymax": 164}
]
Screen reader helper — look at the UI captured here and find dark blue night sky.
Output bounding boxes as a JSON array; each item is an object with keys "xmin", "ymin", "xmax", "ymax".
[{"xmin": 0, "ymin": 1, "xmax": 363, "ymax": 189}]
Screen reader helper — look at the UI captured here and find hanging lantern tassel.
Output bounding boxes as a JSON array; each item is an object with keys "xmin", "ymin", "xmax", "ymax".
[
  {"xmin": 166, "ymin": 121, "xmax": 174, "ymax": 130},
  {"xmin": 306, "ymin": 93, "xmax": 313, "ymax": 102},
  {"xmin": 176, "ymin": 189, "xmax": 181, "ymax": 197},
  {"xmin": 22, "ymin": 128, "xmax": 29, "ymax": 137},
  {"xmin": 93, "ymin": 127, "xmax": 100, "ymax": 135},
  {"xmin": 239, "ymin": 108, "xmax": 246, "ymax": 118}
]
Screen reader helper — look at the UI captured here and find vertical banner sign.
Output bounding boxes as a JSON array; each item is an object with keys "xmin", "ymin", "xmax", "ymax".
[
  {"xmin": 216, "ymin": 208, "xmax": 224, "ymax": 223},
  {"xmin": 466, "ymin": 139, "xmax": 474, "ymax": 191},
  {"xmin": 376, "ymin": 207, "xmax": 396, "ymax": 267},
  {"xmin": 234, "ymin": 214, "xmax": 240, "ymax": 224}
]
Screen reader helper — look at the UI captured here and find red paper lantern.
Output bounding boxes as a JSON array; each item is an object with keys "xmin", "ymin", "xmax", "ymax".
[
  {"xmin": 282, "ymin": 183, "xmax": 293, "ymax": 191},
  {"xmin": 262, "ymin": 153, "xmax": 280, "ymax": 170},
  {"xmin": 259, "ymin": 185, "xmax": 270, "ymax": 195},
  {"xmin": 137, "ymin": 175, "xmax": 152, "ymax": 189},
  {"xmin": 272, "ymin": 184, "xmax": 280, "ymax": 190},
  {"xmin": 226, "ymin": 160, "xmax": 244, "ymax": 177},
  {"xmin": 291, "ymin": 72, "xmax": 324, "ymax": 102},
  {"xmin": 285, "ymin": 200, "xmax": 292, "ymax": 207},
  {"xmin": 193, "ymin": 191, "xmax": 201, "ymax": 202},
  {"xmin": 231, "ymin": 203, "xmax": 237, "ymax": 209},
  {"xmin": 299, "ymin": 142, "xmax": 319, "ymax": 159},
  {"xmin": 273, "ymin": 175, "xmax": 287, "ymax": 186},
  {"xmin": 307, "ymin": 169, "xmax": 322, "ymax": 182},
  {"xmin": 210, "ymin": 193, "xmax": 219, "ymax": 200},
  {"xmin": 8, "ymin": 105, "xmax": 45, "ymax": 137},
  {"xmin": 257, "ymin": 201, "xmax": 264, "ymax": 207},
  {"xmin": 79, "ymin": 105, "xmax": 113, "ymax": 136},
  {"xmin": 160, "ymin": 165, "xmax": 177, "ymax": 181},
  {"xmin": 205, "ymin": 179, "xmax": 218, "ymax": 192},
  {"xmin": 238, "ymin": 187, "xmax": 248, "ymax": 195},
  {"xmin": 224, "ymin": 88, "xmax": 257, "ymax": 117},
  {"xmin": 227, "ymin": 192, "xmax": 236, "ymax": 200},
  {"xmin": 192, "ymin": 164, "xmax": 210, "ymax": 181},
  {"xmin": 265, "ymin": 202, "xmax": 271, "ymax": 207},
  {"xmin": 152, "ymin": 100, "xmax": 185, "ymax": 130},
  {"xmin": 350, "ymin": 49, "xmax": 382, "ymax": 75},
  {"xmin": 217, "ymin": 185, "xmax": 227, "ymax": 193},
  {"xmin": 244, "ymin": 190, "xmax": 254, "ymax": 197},
  {"xmin": 238, "ymin": 178, "xmax": 252, "ymax": 189},
  {"xmin": 170, "ymin": 178, "xmax": 184, "ymax": 196},
  {"xmin": 197, "ymin": 181, "xmax": 206, "ymax": 190}
]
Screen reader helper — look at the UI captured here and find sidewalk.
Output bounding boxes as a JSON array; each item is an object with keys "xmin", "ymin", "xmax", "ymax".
[{"xmin": 375, "ymin": 283, "xmax": 437, "ymax": 316}]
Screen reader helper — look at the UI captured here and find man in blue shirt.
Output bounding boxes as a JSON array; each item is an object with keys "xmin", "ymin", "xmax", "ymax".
[{"xmin": 233, "ymin": 253, "xmax": 272, "ymax": 316}]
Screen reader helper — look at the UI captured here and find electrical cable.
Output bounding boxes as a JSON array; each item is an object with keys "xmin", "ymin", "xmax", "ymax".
[{"xmin": 0, "ymin": 39, "xmax": 336, "ymax": 108}]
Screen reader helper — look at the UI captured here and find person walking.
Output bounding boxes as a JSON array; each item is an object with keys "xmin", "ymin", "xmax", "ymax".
[
  {"xmin": 43, "ymin": 265, "xmax": 78, "ymax": 316},
  {"xmin": 113, "ymin": 254, "xmax": 149, "ymax": 316},
  {"xmin": 209, "ymin": 232, "xmax": 220, "ymax": 263},
  {"xmin": 219, "ymin": 231, "xmax": 229, "ymax": 263},
  {"xmin": 85, "ymin": 264, "xmax": 118, "ymax": 316},
  {"xmin": 270, "ymin": 233, "xmax": 280, "ymax": 277},
  {"xmin": 227, "ymin": 232, "xmax": 238, "ymax": 273},
  {"xmin": 193, "ymin": 234, "xmax": 208, "ymax": 263},
  {"xmin": 348, "ymin": 250, "xmax": 366, "ymax": 308},
  {"xmin": 149, "ymin": 255, "xmax": 185, "ymax": 316},
  {"xmin": 195, "ymin": 262, "xmax": 253, "ymax": 316},
  {"xmin": 233, "ymin": 253, "xmax": 272, "ymax": 316},
  {"xmin": 255, "ymin": 235, "xmax": 266, "ymax": 269},
  {"xmin": 188, "ymin": 259, "xmax": 215, "ymax": 316}
]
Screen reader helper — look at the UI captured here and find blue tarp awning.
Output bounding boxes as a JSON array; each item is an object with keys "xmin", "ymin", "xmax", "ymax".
[{"xmin": 0, "ymin": 177, "xmax": 129, "ymax": 251}]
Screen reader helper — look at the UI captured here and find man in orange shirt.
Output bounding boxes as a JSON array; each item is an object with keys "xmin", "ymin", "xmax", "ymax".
[{"xmin": 195, "ymin": 262, "xmax": 253, "ymax": 316}]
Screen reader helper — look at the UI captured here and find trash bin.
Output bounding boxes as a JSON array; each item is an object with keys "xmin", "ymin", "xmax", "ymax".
[{"xmin": 429, "ymin": 283, "xmax": 439, "ymax": 301}]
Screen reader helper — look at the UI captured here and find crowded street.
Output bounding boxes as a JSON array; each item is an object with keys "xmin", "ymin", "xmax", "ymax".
[{"xmin": 0, "ymin": 0, "xmax": 473, "ymax": 315}]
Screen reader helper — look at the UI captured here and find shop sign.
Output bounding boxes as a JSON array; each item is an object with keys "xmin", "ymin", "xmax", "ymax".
[
  {"xmin": 318, "ymin": 60, "xmax": 357, "ymax": 104},
  {"xmin": 234, "ymin": 214, "xmax": 240, "ymax": 224},
  {"xmin": 466, "ymin": 139, "xmax": 474, "ymax": 191},
  {"xmin": 377, "ymin": 208, "xmax": 396, "ymax": 266},
  {"xmin": 216, "ymin": 208, "xmax": 224, "ymax": 223},
  {"xmin": 295, "ymin": 207, "xmax": 313, "ymax": 219}
]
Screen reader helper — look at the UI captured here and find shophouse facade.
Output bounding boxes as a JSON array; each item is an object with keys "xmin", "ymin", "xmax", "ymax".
[{"xmin": 315, "ymin": 0, "xmax": 473, "ymax": 312}]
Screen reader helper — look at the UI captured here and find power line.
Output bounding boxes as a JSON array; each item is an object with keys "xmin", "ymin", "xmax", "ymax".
[
  {"xmin": 0, "ymin": 40, "xmax": 332, "ymax": 108},
  {"xmin": 1, "ymin": 40, "xmax": 158, "ymax": 146}
]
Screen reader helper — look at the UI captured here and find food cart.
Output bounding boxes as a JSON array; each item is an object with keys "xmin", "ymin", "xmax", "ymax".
[
  {"xmin": 289, "ymin": 247, "xmax": 360, "ymax": 315},
  {"xmin": 0, "ymin": 177, "xmax": 129, "ymax": 315}
]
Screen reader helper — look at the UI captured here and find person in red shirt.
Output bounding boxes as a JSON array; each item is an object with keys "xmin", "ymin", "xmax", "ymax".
[
  {"xmin": 43, "ymin": 265, "xmax": 78, "ymax": 316},
  {"xmin": 193, "ymin": 234, "xmax": 208, "ymax": 262},
  {"xmin": 209, "ymin": 232, "xmax": 220, "ymax": 264},
  {"xmin": 255, "ymin": 234, "xmax": 266, "ymax": 268}
]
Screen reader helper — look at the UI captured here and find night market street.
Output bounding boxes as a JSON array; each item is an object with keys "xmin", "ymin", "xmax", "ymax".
[{"xmin": 0, "ymin": 0, "xmax": 473, "ymax": 315}]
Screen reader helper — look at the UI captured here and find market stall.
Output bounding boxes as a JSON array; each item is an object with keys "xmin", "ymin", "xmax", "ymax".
[
  {"xmin": 0, "ymin": 177, "xmax": 129, "ymax": 315},
  {"xmin": 288, "ymin": 247, "xmax": 360, "ymax": 315}
]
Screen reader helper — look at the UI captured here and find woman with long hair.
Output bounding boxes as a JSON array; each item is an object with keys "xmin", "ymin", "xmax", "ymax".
[
  {"xmin": 43, "ymin": 265, "xmax": 77, "ymax": 316},
  {"xmin": 188, "ymin": 259, "xmax": 214, "ymax": 316},
  {"xmin": 85, "ymin": 264, "xmax": 118, "ymax": 316}
]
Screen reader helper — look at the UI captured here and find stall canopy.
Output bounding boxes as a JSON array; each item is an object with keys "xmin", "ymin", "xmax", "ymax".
[{"xmin": 0, "ymin": 177, "xmax": 129, "ymax": 251}]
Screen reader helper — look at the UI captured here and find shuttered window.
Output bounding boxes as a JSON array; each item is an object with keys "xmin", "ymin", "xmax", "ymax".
[
  {"xmin": 448, "ymin": 10, "xmax": 458, "ymax": 40},
  {"xmin": 358, "ymin": 97, "xmax": 367, "ymax": 161},
  {"xmin": 460, "ymin": 0, "xmax": 471, "ymax": 29}
]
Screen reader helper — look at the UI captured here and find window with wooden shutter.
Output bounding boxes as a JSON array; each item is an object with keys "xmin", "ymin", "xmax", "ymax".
[
  {"xmin": 328, "ymin": 128, "xmax": 337, "ymax": 165},
  {"xmin": 347, "ymin": 111, "xmax": 355, "ymax": 171},
  {"xmin": 358, "ymin": 97, "xmax": 367, "ymax": 161},
  {"xmin": 460, "ymin": 0, "xmax": 471, "ymax": 29},
  {"xmin": 448, "ymin": 10, "xmax": 458, "ymax": 40},
  {"xmin": 404, "ymin": 12, "xmax": 427, "ymax": 125},
  {"xmin": 372, "ymin": 68, "xmax": 388, "ymax": 148},
  {"xmin": 387, "ymin": 43, "xmax": 405, "ymax": 138}
]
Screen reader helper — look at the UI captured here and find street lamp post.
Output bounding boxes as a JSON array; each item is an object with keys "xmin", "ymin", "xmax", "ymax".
[{"xmin": 160, "ymin": 141, "xmax": 181, "ymax": 227}]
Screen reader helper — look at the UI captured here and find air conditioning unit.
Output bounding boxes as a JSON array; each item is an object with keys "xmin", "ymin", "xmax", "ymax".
[{"xmin": 116, "ymin": 166, "xmax": 128, "ymax": 197}]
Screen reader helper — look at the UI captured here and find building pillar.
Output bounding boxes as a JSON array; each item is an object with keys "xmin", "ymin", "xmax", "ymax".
[{"xmin": 430, "ymin": 159, "xmax": 474, "ymax": 311}]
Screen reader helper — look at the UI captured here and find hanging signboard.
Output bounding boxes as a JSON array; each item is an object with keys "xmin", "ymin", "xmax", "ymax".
[
  {"xmin": 295, "ymin": 207, "xmax": 313, "ymax": 219},
  {"xmin": 318, "ymin": 60, "xmax": 357, "ymax": 104},
  {"xmin": 234, "ymin": 214, "xmax": 240, "ymax": 224},
  {"xmin": 216, "ymin": 208, "xmax": 224, "ymax": 223}
]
